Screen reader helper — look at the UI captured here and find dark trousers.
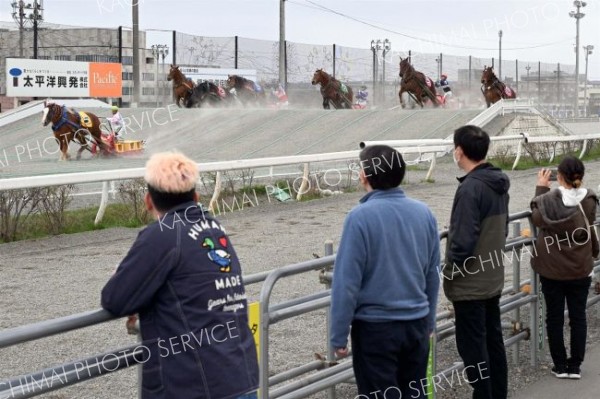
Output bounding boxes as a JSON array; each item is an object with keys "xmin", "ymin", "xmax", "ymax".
[
  {"xmin": 453, "ymin": 296, "xmax": 507, "ymax": 399},
  {"xmin": 351, "ymin": 318, "xmax": 429, "ymax": 399},
  {"xmin": 540, "ymin": 276, "xmax": 591, "ymax": 369}
]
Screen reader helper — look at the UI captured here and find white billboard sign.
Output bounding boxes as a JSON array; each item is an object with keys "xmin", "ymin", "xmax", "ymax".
[
  {"xmin": 6, "ymin": 58, "xmax": 122, "ymax": 98},
  {"xmin": 178, "ymin": 67, "xmax": 257, "ymax": 87}
]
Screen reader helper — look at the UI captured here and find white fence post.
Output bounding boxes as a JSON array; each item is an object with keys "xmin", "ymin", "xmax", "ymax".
[{"xmin": 94, "ymin": 181, "xmax": 110, "ymax": 225}]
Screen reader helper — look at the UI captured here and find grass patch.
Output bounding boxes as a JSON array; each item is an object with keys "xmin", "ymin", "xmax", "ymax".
[
  {"xmin": 492, "ymin": 144, "xmax": 600, "ymax": 171},
  {"xmin": 7, "ymin": 204, "xmax": 147, "ymax": 243}
]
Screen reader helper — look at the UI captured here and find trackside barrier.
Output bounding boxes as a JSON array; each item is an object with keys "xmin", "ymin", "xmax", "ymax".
[{"xmin": 1, "ymin": 212, "xmax": 600, "ymax": 399}]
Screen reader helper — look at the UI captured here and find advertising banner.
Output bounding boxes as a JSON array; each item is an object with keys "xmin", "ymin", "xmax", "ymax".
[
  {"xmin": 178, "ymin": 66, "xmax": 257, "ymax": 87},
  {"xmin": 6, "ymin": 58, "xmax": 122, "ymax": 98}
]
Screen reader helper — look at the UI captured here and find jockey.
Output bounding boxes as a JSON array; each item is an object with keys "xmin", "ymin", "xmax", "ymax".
[
  {"xmin": 435, "ymin": 74, "xmax": 453, "ymax": 99},
  {"xmin": 356, "ymin": 85, "xmax": 369, "ymax": 103},
  {"xmin": 107, "ymin": 105, "xmax": 124, "ymax": 141},
  {"xmin": 273, "ymin": 83, "xmax": 288, "ymax": 107}
]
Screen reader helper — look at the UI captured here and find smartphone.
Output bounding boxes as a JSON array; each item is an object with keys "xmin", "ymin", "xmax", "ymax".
[{"xmin": 549, "ymin": 169, "xmax": 557, "ymax": 181}]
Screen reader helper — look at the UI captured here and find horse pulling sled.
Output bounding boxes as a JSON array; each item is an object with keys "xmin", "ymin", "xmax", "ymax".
[{"xmin": 42, "ymin": 101, "xmax": 143, "ymax": 160}]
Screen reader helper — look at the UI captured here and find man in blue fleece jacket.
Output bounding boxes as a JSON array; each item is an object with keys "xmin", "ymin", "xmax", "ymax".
[{"xmin": 330, "ymin": 145, "xmax": 440, "ymax": 399}]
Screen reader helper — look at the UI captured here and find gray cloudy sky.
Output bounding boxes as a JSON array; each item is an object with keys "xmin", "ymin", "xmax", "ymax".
[{"xmin": 1, "ymin": 0, "xmax": 598, "ymax": 78}]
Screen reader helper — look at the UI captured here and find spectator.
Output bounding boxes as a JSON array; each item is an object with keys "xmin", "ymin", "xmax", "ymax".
[
  {"xmin": 443, "ymin": 125, "xmax": 510, "ymax": 399},
  {"xmin": 330, "ymin": 145, "xmax": 440, "ymax": 399},
  {"xmin": 530, "ymin": 156, "xmax": 599, "ymax": 380},
  {"xmin": 101, "ymin": 151, "xmax": 258, "ymax": 399}
]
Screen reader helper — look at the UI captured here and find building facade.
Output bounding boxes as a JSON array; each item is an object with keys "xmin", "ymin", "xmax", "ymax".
[{"xmin": 0, "ymin": 23, "xmax": 170, "ymax": 112}]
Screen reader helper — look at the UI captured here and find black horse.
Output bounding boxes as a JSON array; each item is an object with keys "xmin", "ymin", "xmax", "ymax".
[{"xmin": 186, "ymin": 81, "xmax": 229, "ymax": 108}]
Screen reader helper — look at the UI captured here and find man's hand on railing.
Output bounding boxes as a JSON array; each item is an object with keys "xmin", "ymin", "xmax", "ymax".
[{"xmin": 126, "ymin": 315, "xmax": 139, "ymax": 335}]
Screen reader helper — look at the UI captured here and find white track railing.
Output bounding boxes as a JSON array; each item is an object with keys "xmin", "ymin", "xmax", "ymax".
[
  {"xmin": 2, "ymin": 100, "xmax": 597, "ymax": 223},
  {"xmin": 0, "ymin": 147, "xmax": 445, "ymax": 224}
]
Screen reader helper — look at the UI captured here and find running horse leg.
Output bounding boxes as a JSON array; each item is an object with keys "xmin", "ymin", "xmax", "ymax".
[
  {"xmin": 399, "ymin": 86, "xmax": 406, "ymax": 109},
  {"xmin": 55, "ymin": 130, "xmax": 71, "ymax": 161}
]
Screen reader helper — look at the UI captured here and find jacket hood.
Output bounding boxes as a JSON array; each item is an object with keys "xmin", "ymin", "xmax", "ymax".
[
  {"xmin": 533, "ymin": 189, "xmax": 596, "ymax": 232},
  {"xmin": 558, "ymin": 186, "xmax": 588, "ymax": 206},
  {"xmin": 459, "ymin": 163, "xmax": 510, "ymax": 195}
]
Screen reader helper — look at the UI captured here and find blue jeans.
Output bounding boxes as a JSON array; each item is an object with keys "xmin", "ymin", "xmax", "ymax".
[{"xmin": 237, "ymin": 392, "xmax": 258, "ymax": 399}]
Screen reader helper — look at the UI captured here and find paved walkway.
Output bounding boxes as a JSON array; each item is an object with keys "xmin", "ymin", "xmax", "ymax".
[{"xmin": 511, "ymin": 342, "xmax": 600, "ymax": 398}]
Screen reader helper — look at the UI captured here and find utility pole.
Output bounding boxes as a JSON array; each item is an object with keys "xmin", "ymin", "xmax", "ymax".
[
  {"xmin": 570, "ymin": 1, "xmax": 586, "ymax": 117},
  {"xmin": 279, "ymin": 0, "xmax": 286, "ymax": 89},
  {"xmin": 525, "ymin": 65, "xmax": 531, "ymax": 100},
  {"xmin": 583, "ymin": 45, "xmax": 594, "ymax": 116},
  {"xmin": 381, "ymin": 39, "xmax": 391, "ymax": 104},
  {"xmin": 12, "ymin": 1, "xmax": 43, "ymax": 58},
  {"xmin": 132, "ymin": 0, "xmax": 141, "ymax": 107},
  {"xmin": 498, "ymin": 30, "xmax": 503, "ymax": 79},
  {"xmin": 33, "ymin": 1, "xmax": 40, "ymax": 59}
]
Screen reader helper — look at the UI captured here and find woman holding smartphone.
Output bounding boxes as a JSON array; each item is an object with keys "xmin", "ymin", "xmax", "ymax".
[{"xmin": 530, "ymin": 156, "xmax": 599, "ymax": 380}]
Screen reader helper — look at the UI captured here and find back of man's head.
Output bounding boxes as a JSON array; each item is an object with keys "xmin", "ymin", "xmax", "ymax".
[
  {"xmin": 359, "ymin": 145, "xmax": 406, "ymax": 190},
  {"xmin": 453, "ymin": 125, "xmax": 490, "ymax": 162},
  {"xmin": 145, "ymin": 151, "xmax": 199, "ymax": 212}
]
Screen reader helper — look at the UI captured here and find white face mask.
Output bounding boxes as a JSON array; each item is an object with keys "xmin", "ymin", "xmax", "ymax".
[{"xmin": 453, "ymin": 149, "xmax": 460, "ymax": 167}]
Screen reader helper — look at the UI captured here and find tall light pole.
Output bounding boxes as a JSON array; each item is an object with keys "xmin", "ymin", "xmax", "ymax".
[
  {"xmin": 11, "ymin": 1, "xmax": 44, "ymax": 58},
  {"xmin": 151, "ymin": 45, "xmax": 168, "ymax": 107},
  {"xmin": 382, "ymin": 39, "xmax": 391, "ymax": 103},
  {"xmin": 525, "ymin": 65, "xmax": 531, "ymax": 100},
  {"xmin": 370, "ymin": 40, "xmax": 381, "ymax": 106},
  {"xmin": 583, "ymin": 45, "xmax": 594, "ymax": 116},
  {"xmin": 498, "ymin": 30, "xmax": 503, "ymax": 80},
  {"xmin": 569, "ymin": 1, "xmax": 586, "ymax": 116},
  {"xmin": 132, "ymin": 0, "xmax": 141, "ymax": 107},
  {"xmin": 279, "ymin": 0, "xmax": 286, "ymax": 89},
  {"xmin": 160, "ymin": 45, "xmax": 169, "ymax": 106}
]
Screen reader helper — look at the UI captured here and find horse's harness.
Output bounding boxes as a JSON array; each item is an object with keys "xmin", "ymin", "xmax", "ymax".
[
  {"xmin": 401, "ymin": 70, "xmax": 435, "ymax": 103},
  {"xmin": 482, "ymin": 77, "xmax": 507, "ymax": 98},
  {"xmin": 50, "ymin": 105, "xmax": 85, "ymax": 132},
  {"xmin": 320, "ymin": 76, "xmax": 350, "ymax": 107}
]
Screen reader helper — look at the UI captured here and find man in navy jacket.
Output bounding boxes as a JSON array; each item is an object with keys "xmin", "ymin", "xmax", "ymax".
[
  {"xmin": 330, "ymin": 145, "xmax": 440, "ymax": 399},
  {"xmin": 101, "ymin": 151, "xmax": 258, "ymax": 399}
]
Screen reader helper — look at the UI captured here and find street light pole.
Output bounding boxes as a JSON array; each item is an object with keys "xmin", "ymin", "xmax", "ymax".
[
  {"xmin": 583, "ymin": 45, "xmax": 593, "ymax": 117},
  {"xmin": 498, "ymin": 30, "xmax": 503, "ymax": 79},
  {"xmin": 279, "ymin": 0, "xmax": 286, "ymax": 89},
  {"xmin": 151, "ymin": 44, "xmax": 169, "ymax": 108},
  {"xmin": 370, "ymin": 40, "xmax": 381, "ymax": 106},
  {"xmin": 382, "ymin": 39, "xmax": 391, "ymax": 104},
  {"xmin": 570, "ymin": 1, "xmax": 586, "ymax": 117},
  {"xmin": 525, "ymin": 65, "xmax": 531, "ymax": 100},
  {"xmin": 161, "ymin": 46, "xmax": 169, "ymax": 107}
]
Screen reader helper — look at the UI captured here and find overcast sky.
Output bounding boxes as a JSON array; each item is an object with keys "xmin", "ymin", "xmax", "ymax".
[{"xmin": 1, "ymin": 0, "xmax": 599, "ymax": 79}]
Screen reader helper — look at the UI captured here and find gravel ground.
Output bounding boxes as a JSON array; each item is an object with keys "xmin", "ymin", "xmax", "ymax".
[{"xmin": 2, "ymin": 159, "xmax": 600, "ymax": 399}]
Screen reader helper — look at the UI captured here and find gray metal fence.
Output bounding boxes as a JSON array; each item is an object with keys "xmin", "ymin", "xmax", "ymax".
[{"xmin": 1, "ymin": 211, "xmax": 599, "ymax": 399}]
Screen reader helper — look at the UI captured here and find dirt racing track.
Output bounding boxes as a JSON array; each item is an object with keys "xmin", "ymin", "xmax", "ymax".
[{"xmin": 0, "ymin": 106, "xmax": 482, "ymax": 178}]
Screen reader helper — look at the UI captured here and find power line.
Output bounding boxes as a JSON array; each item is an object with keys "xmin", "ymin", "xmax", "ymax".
[{"xmin": 298, "ymin": 0, "xmax": 572, "ymax": 51}]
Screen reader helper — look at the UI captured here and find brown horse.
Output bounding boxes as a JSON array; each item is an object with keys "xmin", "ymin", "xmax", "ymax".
[
  {"xmin": 398, "ymin": 57, "xmax": 439, "ymax": 109},
  {"xmin": 167, "ymin": 65, "xmax": 195, "ymax": 107},
  {"xmin": 42, "ymin": 101, "xmax": 111, "ymax": 161},
  {"xmin": 311, "ymin": 69, "xmax": 353, "ymax": 109},
  {"xmin": 226, "ymin": 75, "xmax": 266, "ymax": 106},
  {"xmin": 187, "ymin": 81, "xmax": 230, "ymax": 108},
  {"xmin": 481, "ymin": 66, "xmax": 517, "ymax": 107}
]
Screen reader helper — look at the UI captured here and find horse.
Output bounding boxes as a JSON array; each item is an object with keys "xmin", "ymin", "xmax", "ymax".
[
  {"xmin": 480, "ymin": 66, "xmax": 517, "ymax": 107},
  {"xmin": 167, "ymin": 65, "xmax": 195, "ymax": 107},
  {"xmin": 311, "ymin": 69, "xmax": 353, "ymax": 109},
  {"xmin": 398, "ymin": 57, "xmax": 439, "ymax": 109},
  {"xmin": 226, "ymin": 75, "xmax": 266, "ymax": 106},
  {"xmin": 42, "ymin": 101, "xmax": 111, "ymax": 161},
  {"xmin": 186, "ymin": 81, "xmax": 229, "ymax": 108}
]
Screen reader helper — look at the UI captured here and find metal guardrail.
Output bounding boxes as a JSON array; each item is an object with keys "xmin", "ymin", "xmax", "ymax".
[{"xmin": 2, "ymin": 210, "xmax": 599, "ymax": 399}]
